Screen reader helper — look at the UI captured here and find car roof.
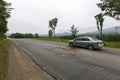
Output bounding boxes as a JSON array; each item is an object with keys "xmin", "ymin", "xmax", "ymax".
[{"xmin": 77, "ymin": 36, "xmax": 91, "ymax": 39}]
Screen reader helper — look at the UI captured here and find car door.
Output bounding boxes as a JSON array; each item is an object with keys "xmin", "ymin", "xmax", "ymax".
[
  {"xmin": 73, "ymin": 38, "xmax": 81, "ymax": 46},
  {"xmin": 78, "ymin": 38, "xmax": 90, "ymax": 47}
]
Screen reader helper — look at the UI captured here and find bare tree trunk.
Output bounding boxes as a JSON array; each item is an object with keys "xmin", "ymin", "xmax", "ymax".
[
  {"xmin": 100, "ymin": 30, "xmax": 102, "ymax": 40},
  {"xmin": 53, "ymin": 29, "xmax": 55, "ymax": 37}
]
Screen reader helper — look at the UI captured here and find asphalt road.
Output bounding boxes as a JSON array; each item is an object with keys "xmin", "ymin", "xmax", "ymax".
[{"xmin": 11, "ymin": 39, "xmax": 120, "ymax": 80}]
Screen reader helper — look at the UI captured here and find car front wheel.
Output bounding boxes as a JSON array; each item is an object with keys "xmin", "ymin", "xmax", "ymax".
[
  {"xmin": 69, "ymin": 43, "xmax": 73, "ymax": 47},
  {"xmin": 87, "ymin": 45, "xmax": 94, "ymax": 50}
]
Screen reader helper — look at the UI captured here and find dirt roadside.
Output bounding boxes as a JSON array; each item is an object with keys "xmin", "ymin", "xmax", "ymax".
[{"xmin": 7, "ymin": 41, "xmax": 55, "ymax": 80}]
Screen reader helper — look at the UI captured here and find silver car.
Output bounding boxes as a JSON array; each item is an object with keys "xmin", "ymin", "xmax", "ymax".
[{"xmin": 68, "ymin": 36, "xmax": 104, "ymax": 49}]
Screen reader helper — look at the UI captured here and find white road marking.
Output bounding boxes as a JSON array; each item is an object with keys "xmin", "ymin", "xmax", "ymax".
[
  {"xmin": 21, "ymin": 47, "xmax": 38, "ymax": 62},
  {"xmin": 14, "ymin": 42, "xmax": 19, "ymax": 46}
]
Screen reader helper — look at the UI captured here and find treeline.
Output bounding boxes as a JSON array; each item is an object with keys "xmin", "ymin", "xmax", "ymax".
[
  {"xmin": 9, "ymin": 33, "xmax": 120, "ymax": 42},
  {"xmin": 9, "ymin": 33, "xmax": 39, "ymax": 38}
]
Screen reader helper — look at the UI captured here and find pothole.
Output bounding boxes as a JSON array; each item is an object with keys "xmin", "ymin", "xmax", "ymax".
[{"xmin": 88, "ymin": 64, "xmax": 104, "ymax": 71}]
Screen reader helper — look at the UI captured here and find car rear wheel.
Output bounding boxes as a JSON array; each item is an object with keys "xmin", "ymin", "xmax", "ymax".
[
  {"xmin": 69, "ymin": 43, "xmax": 73, "ymax": 47},
  {"xmin": 87, "ymin": 45, "xmax": 94, "ymax": 50}
]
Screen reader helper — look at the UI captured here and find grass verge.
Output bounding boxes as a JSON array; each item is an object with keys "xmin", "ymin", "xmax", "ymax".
[
  {"xmin": 104, "ymin": 42, "xmax": 120, "ymax": 48},
  {"xmin": 0, "ymin": 38, "xmax": 9, "ymax": 80},
  {"xmin": 35, "ymin": 38, "xmax": 120, "ymax": 48}
]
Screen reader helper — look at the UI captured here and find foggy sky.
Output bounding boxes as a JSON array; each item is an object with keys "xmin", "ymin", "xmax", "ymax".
[{"xmin": 7, "ymin": 0, "xmax": 120, "ymax": 34}]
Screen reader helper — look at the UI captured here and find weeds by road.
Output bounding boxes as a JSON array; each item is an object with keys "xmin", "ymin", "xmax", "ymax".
[
  {"xmin": 104, "ymin": 42, "xmax": 120, "ymax": 48},
  {"xmin": 0, "ymin": 38, "xmax": 9, "ymax": 80}
]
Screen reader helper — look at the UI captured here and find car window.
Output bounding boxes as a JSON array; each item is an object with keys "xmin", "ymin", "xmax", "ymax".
[
  {"xmin": 75, "ymin": 38, "xmax": 81, "ymax": 41},
  {"xmin": 81, "ymin": 38, "xmax": 90, "ymax": 41},
  {"xmin": 74, "ymin": 38, "xmax": 90, "ymax": 41}
]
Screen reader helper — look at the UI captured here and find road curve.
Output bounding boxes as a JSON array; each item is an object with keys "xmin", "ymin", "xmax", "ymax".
[{"xmin": 11, "ymin": 39, "xmax": 120, "ymax": 80}]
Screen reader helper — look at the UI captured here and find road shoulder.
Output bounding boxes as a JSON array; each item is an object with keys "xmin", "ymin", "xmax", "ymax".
[{"xmin": 7, "ymin": 41, "xmax": 54, "ymax": 80}]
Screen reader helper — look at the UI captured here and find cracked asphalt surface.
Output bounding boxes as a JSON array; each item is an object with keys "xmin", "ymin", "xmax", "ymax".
[{"xmin": 11, "ymin": 39, "xmax": 120, "ymax": 80}]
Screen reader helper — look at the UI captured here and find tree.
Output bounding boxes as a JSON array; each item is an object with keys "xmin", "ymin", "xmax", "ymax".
[
  {"xmin": 10, "ymin": 33, "xmax": 35, "ymax": 38},
  {"xmin": 48, "ymin": 29, "xmax": 53, "ymax": 38},
  {"xmin": 70, "ymin": 25, "xmax": 79, "ymax": 37},
  {"xmin": 0, "ymin": 0, "xmax": 13, "ymax": 36},
  {"xmin": 34, "ymin": 33, "xmax": 39, "ymax": 38},
  {"xmin": 49, "ymin": 18, "xmax": 58, "ymax": 37},
  {"xmin": 95, "ymin": 13, "xmax": 104, "ymax": 39},
  {"xmin": 10, "ymin": 33, "xmax": 24, "ymax": 38},
  {"xmin": 97, "ymin": 0, "xmax": 120, "ymax": 20},
  {"xmin": 26, "ymin": 33, "xmax": 34, "ymax": 38}
]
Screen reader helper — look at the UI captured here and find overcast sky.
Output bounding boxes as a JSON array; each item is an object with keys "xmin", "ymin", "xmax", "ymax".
[{"xmin": 7, "ymin": 0, "xmax": 120, "ymax": 34}]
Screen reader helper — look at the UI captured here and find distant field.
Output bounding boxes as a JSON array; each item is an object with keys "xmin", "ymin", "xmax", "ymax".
[
  {"xmin": 36, "ymin": 38, "xmax": 120, "ymax": 48},
  {"xmin": 0, "ymin": 38, "xmax": 9, "ymax": 80}
]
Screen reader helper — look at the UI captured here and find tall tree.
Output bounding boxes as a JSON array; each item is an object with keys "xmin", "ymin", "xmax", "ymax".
[
  {"xmin": 97, "ymin": 0, "xmax": 120, "ymax": 20},
  {"xmin": 70, "ymin": 25, "xmax": 79, "ymax": 37},
  {"xmin": 95, "ymin": 13, "xmax": 104, "ymax": 39},
  {"xmin": 0, "ymin": 0, "xmax": 12, "ymax": 36},
  {"xmin": 49, "ymin": 18, "xmax": 58, "ymax": 37}
]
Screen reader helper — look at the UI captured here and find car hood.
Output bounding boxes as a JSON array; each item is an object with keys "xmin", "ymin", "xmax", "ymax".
[{"xmin": 69, "ymin": 40, "xmax": 74, "ymax": 42}]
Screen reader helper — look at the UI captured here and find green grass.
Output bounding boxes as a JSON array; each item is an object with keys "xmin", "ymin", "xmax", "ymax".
[
  {"xmin": 0, "ymin": 39, "xmax": 9, "ymax": 80},
  {"xmin": 35, "ymin": 38, "xmax": 120, "ymax": 48},
  {"xmin": 104, "ymin": 42, "xmax": 120, "ymax": 48}
]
